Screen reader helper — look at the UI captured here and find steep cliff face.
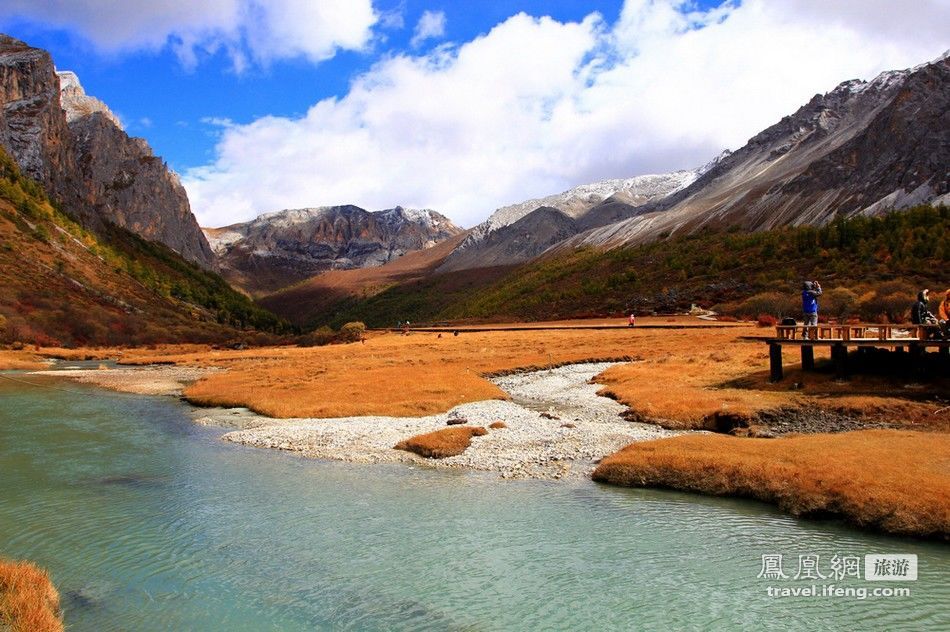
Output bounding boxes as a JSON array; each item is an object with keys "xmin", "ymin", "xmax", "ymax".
[
  {"xmin": 0, "ymin": 35, "xmax": 213, "ymax": 267},
  {"xmin": 207, "ymin": 205, "xmax": 464, "ymax": 295},
  {"xmin": 0, "ymin": 35, "xmax": 84, "ymax": 222},
  {"xmin": 66, "ymin": 101, "xmax": 214, "ymax": 267}
]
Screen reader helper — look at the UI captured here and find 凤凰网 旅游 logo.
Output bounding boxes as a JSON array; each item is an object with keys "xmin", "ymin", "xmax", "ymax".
[
  {"xmin": 864, "ymin": 554, "xmax": 917, "ymax": 581},
  {"xmin": 757, "ymin": 553, "xmax": 916, "ymax": 599}
]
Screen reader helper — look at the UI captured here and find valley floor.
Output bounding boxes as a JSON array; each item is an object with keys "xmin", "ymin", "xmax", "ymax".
[{"xmin": 12, "ymin": 316, "xmax": 949, "ymax": 537}]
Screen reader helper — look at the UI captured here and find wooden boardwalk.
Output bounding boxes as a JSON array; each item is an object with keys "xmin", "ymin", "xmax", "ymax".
[
  {"xmin": 379, "ymin": 324, "xmax": 734, "ymax": 333},
  {"xmin": 763, "ymin": 324, "xmax": 949, "ymax": 381}
]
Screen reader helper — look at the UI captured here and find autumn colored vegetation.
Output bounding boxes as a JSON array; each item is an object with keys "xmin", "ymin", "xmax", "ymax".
[
  {"xmin": 0, "ymin": 147, "xmax": 290, "ymax": 347},
  {"xmin": 0, "ymin": 349, "xmax": 47, "ymax": 370},
  {"xmin": 284, "ymin": 204, "xmax": 948, "ymax": 328},
  {"xmin": 109, "ymin": 320, "xmax": 946, "ymax": 429},
  {"xmin": 592, "ymin": 431, "xmax": 950, "ymax": 538},
  {"xmin": 127, "ymin": 322, "xmax": 712, "ymax": 418},
  {"xmin": 394, "ymin": 426, "xmax": 488, "ymax": 458},
  {"xmin": 0, "ymin": 559, "xmax": 63, "ymax": 632}
]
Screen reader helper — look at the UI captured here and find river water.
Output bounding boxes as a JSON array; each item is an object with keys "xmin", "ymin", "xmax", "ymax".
[{"xmin": 0, "ymin": 375, "xmax": 947, "ymax": 631}]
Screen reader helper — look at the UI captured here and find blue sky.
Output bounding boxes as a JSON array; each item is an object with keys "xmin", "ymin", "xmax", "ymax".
[
  {"xmin": 1, "ymin": 1, "xmax": 947, "ymax": 227},
  {"xmin": 2, "ymin": 0, "xmax": 640, "ymax": 172}
]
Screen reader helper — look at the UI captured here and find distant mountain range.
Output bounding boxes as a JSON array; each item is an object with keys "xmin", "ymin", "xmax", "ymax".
[
  {"xmin": 438, "ymin": 169, "xmax": 706, "ymax": 272},
  {"xmin": 205, "ymin": 206, "xmax": 463, "ymax": 295}
]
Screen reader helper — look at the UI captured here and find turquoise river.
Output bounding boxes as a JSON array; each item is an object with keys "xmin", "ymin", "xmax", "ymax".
[{"xmin": 0, "ymin": 374, "xmax": 947, "ymax": 631}]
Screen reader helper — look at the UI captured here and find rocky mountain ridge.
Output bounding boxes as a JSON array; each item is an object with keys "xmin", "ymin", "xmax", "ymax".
[
  {"xmin": 0, "ymin": 35, "xmax": 213, "ymax": 267},
  {"xmin": 206, "ymin": 205, "xmax": 463, "ymax": 295},
  {"xmin": 560, "ymin": 52, "xmax": 950, "ymax": 251},
  {"xmin": 438, "ymin": 168, "xmax": 703, "ymax": 272}
]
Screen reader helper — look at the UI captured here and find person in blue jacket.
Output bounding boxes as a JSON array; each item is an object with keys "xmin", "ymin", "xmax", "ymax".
[{"xmin": 801, "ymin": 281, "xmax": 822, "ymax": 337}]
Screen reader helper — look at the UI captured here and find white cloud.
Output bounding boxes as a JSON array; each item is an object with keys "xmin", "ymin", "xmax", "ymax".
[
  {"xmin": 410, "ymin": 10, "xmax": 446, "ymax": 48},
  {"xmin": 183, "ymin": 0, "xmax": 950, "ymax": 228},
  {"xmin": 0, "ymin": 0, "xmax": 378, "ymax": 69}
]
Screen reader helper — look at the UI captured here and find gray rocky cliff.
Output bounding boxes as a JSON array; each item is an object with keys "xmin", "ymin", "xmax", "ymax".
[
  {"xmin": 0, "ymin": 34, "xmax": 213, "ymax": 268},
  {"xmin": 206, "ymin": 205, "xmax": 464, "ymax": 295},
  {"xmin": 0, "ymin": 35, "xmax": 85, "ymax": 222}
]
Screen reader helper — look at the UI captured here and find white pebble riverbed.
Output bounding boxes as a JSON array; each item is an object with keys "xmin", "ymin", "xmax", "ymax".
[{"xmin": 196, "ymin": 362, "xmax": 679, "ymax": 480}]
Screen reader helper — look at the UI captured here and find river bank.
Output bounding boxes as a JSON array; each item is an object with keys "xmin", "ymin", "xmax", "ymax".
[
  {"xmin": 200, "ymin": 363, "xmax": 678, "ymax": 480},
  {"xmin": 31, "ymin": 366, "xmax": 217, "ymax": 396}
]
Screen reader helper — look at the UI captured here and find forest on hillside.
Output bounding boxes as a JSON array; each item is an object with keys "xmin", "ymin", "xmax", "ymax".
[{"xmin": 311, "ymin": 205, "xmax": 949, "ymax": 327}]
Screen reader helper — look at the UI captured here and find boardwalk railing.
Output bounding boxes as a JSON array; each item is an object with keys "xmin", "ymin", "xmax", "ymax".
[
  {"xmin": 775, "ymin": 323, "xmax": 940, "ymax": 342},
  {"xmin": 765, "ymin": 323, "xmax": 947, "ymax": 381}
]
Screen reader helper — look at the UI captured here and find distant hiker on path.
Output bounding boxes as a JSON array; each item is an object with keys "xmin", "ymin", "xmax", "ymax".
[
  {"xmin": 801, "ymin": 281, "xmax": 822, "ymax": 337},
  {"xmin": 628, "ymin": 313, "xmax": 636, "ymax": 327}
]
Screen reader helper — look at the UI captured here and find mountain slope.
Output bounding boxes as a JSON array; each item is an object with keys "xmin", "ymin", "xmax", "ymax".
[
  {"xmin": 259, "ymin": 232, "xmax": 474, "ymax": 327},
  {"xmin": 438, "ymin": 169, "xmax": 699, "ymax": 272},
  {"xmin": 207, "ymin": 205, "xmax": 463, "ymax": 295},
  {"xmin": 564, "ymin": 53, "xmax": 950, "ymax": 251},
  {"xmin": 298, "ymin": 204, "xmax": 948, "ymax": 327},
  {"xmin": 0, "ymin": 148, "xmax": 287, "ymax": 346},
  {"xmin": 0, "ymin": 35, "xmax": 213, "ymax": 267}
]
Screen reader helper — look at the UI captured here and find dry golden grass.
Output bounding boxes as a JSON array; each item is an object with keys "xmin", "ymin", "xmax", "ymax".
[
  {"xmin": 0, "ymin": 350, "xmax": 47, "ymax": 370},
  {"xmin": 140, "ymin": 326, "xmax": 687, "ymax": 417},
  {"xmin": 488, "ymin": 421, "xmax": 508, "ymax": 429},
  {"xmin": 37, "ymin": 347, "xmax": 126, "ymax": 361},
  {"xmin": 0, "ymin": 559, "xmax": 63, "ymax": 632},
  {"xmin": 104, "ymin": 318, "xmax": 945, "ymax": 428},
  {"xmin": 394, "ymin": 426, "xmax": 488, "ymax": 458},
  {"xmin": 592, "ymin": 430, "xmax": 950, "ymax": 538}
]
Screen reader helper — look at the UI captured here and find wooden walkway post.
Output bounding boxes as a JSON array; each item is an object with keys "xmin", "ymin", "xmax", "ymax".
[
  {"xmin": 832, "ymin": 343, "xmax": 848, "ymax": 379},
  {"xmin": 801, "ymin": 345, "xmax": 815, "ymax": 371},
  {"xmin": 769, "ymin": 343, "xmax": 783, "ymax": 382}
]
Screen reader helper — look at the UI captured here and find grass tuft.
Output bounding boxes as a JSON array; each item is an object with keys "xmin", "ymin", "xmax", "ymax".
[
  {"xmin": 394, "ymin": 426, "xmax": 488, "ymax": 458},
  {"xmin": 0, "ymin": 559, "xmax": 63, "ymax": 632},
  {"xmin": 592, "ymin": 430, "xmax": 950, "ymax": 538}
]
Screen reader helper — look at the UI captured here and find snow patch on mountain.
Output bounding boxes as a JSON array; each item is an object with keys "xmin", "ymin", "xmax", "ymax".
[{"xmin": 456, "ymin": 167, "xmax": 707, "ymax": 252}]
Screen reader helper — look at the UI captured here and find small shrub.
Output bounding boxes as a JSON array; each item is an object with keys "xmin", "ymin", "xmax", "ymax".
[
  {"xmin": 756, "ymin": 313, "xmax": 778, "ymax": 327},
  {"xmin": 822, "ymin": 287, "xmax": 859, "ymax": 321},
  {"xmin": 339, "ymin": 321, "xmax": 366, "ymax": 343},
  {"xmin": 31, "ymin": 225, "xmax": 50, "ymax": 243},
  {"xmin": 488, "ymin": 421, "xmax": 508, "ymax": 429},
  {"xmin": 298, "ymin": 326, "xmax": 337, "ymax": 347}
]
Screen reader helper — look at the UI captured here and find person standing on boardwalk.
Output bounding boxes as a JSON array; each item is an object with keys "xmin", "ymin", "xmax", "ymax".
[
  {"xmin": 911, "ymin": 289, "xmax": 937, "ymax": 325},
  {"xmin": 938, "ymin": 289, "xmax": 950, "ymax": 337},
  {"xmin": 801, "ymin": 281, "xmax": 822, "ymax": 337},
  {"xmin": 911, "ymin": 289, "xmax": 941, "ymax": 338}
]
